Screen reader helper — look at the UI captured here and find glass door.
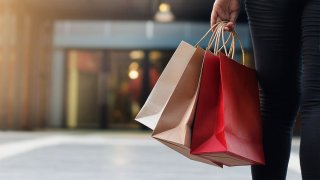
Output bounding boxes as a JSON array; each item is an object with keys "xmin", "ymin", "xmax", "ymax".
[{"xmin": 65, "ymin": 49, "xmax": 172, "ymax": 129}]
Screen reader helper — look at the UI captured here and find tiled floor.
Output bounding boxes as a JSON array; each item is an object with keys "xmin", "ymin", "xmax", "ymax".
[{"xmin": 0, "ymin": 131, "xmax": 301, "ymax": 180}]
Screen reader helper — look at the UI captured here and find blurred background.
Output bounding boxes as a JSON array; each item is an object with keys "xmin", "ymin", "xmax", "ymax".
[
  {"xmin": 0, "ymin": 0, "xmax": 256, "ymax": 131},
  {"xmin": 0, "ymin": 1, "xmax": 301, "ymax": 179}
]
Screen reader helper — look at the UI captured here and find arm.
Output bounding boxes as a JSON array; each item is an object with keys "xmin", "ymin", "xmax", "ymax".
[{"xmin": 211, "ymin": 0, "xmax": 240, "ymax": 31}]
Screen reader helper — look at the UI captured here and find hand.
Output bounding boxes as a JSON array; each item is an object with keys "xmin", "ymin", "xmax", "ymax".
[{"xmin": 211, "ymin": 0, "xmax": 240, "ymax": 31}]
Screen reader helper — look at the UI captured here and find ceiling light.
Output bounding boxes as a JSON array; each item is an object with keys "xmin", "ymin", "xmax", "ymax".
[{"xmin": 154, "ymin": 3, "xmax": 175, "ymax": 23}]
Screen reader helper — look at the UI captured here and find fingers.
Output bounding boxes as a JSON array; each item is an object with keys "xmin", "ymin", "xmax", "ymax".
[
  {"xmin": 224, "ymin": 22, "xmax": 234, "ymax": 32},
  {"xmin": 211, "ymin": 11, "xmax": 217, "ymax": 29},
  {"xmin": 210, "ymin": 1, "xmax": 239, "ymax": 32},
  {"xmin": 224, "ymin": 11, "xmax": 238, "ymax": 31},
  {"xmin": 211, "ymin": 11, "xmax": 227, "ymax": 32},
  {"xmin": 211, "ymin": 5, "xmax": 230, "ymax": 31}
]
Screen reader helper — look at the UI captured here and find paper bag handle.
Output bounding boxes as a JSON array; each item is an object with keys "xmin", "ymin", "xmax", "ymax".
[
  {"xmin": 195, "ymin": 21, "xmax": 232, "ymax": 56},
  {"xmin": 208, "ymin": 23, "xmax": 246, "ymax": 66},
  {"xmin": 194, "ymin": 21, "xmax": 247, "ymax": 67},
  {"xmin": 195, "ymin": 21, "xmax": 228, "ymax": 48}
]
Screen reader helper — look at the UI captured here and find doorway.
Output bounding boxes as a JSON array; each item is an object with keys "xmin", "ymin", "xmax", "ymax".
[{"xmin": 64, "ymin": 49, "xmax": 171, "ymax": 129}]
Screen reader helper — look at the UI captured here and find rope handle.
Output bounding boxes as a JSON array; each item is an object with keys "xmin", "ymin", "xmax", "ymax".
[
  {"xmin": 195, "ymin": 21, "xmax": 232, "ymax": 56},
  {"xmin": 194, "ymin": 21, "xmax": 246, "ymax": 66},
  {"xmin": 195, "ymin": 21, "xmax": 228, "ymax": 48},
  {"xmin": 207, "ymin": 22, "xmax": 232, "ymax": 55},
  {"xmin": 231, "ymin": 30, "xmax": 245, "ymax": 65},
  {"xmin": 210, "ymin": 23, "xmax": 246, "ymax": 65}
]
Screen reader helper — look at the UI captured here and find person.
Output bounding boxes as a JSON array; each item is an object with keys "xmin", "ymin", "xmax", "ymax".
[{"xmin": 210, "ymin": 0, "xmax": 320, "ymax": 179}]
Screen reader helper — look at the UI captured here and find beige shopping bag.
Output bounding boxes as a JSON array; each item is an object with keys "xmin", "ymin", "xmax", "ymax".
[
  {"xmin": 135, "ymin": 40, "xmax": 221, "ymax": 167},
  {"xmin": 136, "ymin": 41, "xmax": 200, "ymax": 129}
]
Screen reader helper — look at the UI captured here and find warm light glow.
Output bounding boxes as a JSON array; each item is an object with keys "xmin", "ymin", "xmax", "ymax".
[
  {"xmin": 129, "ymin": 62, "xmax": 139, "ymax": 70},
  {"xmin": 149, "ymin": 51, "xmax": 162, "ymax": 62},
  {"xmin": 128, "ymin": 70, "xmax": 139, "ymax": 79},
  {"xmin": 154, "ymin": 3, "xmax": 175, "ymax": 23},
  {"xmin": 159, "ymin": 3, "xmax": 170, "ymax": 12},
  {"xmin": 129, "ymin": 50, "xmax": 145, "ymax": 60}
]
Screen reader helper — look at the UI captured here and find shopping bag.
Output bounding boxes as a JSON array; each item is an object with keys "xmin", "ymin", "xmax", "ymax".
[
  {"xmin": 135, "ymin": 40, "xmax": 222, "ymax": 167},
  {"xmin": 135, "ymin": 41, "xmax": 202, "ymax": 130},
  {"xmin": 135, "ymin": 23, "xmax": 228, "ymax": 167},
  {"xmin": 190, "ymin": 32, "xmax": 265, "ymax": 166},
  {"xmin": 151, "ymin": 43, "xmax": 220, "ymax": 167},
  {"xmin": 135, "ymin": 22, "xmax": 225, "ymax": 130}
]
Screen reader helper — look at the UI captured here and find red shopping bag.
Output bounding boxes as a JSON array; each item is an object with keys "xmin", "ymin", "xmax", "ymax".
[{"xmin": 190, "ymin": 50, "xmax": 265, "ymax": 166}]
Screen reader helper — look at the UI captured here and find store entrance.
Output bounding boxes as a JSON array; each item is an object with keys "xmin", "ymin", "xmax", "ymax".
[{"xmin": 64, "ymin": 49, "xmax": 171, "ymax": 129}]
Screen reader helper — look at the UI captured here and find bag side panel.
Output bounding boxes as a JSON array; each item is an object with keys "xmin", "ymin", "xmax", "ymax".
[
  {"xmin": 191, "ymin": 51, "xmax": 227, "ymax": 154},
  {"xmin": 135, "ymin": 41, "xmax": 197, "ymax": 130},
  {"xmin": 152, "ymin": 46, "xmax": 204, "ymax": 147},
  {"xmin": 219, "ymin": 53, "xmax": 264, "ymax": 164}
]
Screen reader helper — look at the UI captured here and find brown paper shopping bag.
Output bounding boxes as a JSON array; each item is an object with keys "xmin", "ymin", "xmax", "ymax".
[
  {"xmin": 151, "ymin": 43, "xmax": 220, "ymax": 167},
  {"xmin": 135, "ymin": 41, "xmax": 202, "ymax": 130},
  {"xmin": 135, "ymin": 35, "xmax": 222, "ymax": 166}
]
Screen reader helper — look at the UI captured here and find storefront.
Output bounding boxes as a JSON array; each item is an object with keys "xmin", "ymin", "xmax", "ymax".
[{"xmin": 50, "ymin": 21, "xmax": 252, "ymax": 129}]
